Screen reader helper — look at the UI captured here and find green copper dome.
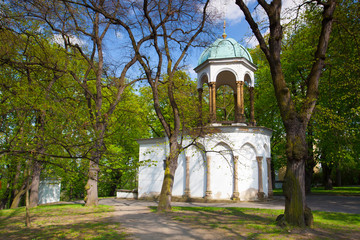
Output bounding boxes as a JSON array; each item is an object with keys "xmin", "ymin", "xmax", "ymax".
[{"xmin": 197, "ymin": 38, "xmax": 253, "ymax": 66}]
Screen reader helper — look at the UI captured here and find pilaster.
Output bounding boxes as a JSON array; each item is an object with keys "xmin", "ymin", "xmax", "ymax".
[{"xmin": 256, "ymin": 156, "xmax": 264, "ymax": 200}]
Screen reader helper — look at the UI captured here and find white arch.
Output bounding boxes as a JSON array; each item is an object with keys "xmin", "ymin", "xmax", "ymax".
[
  {"xmin": 243, "ymin": 71, "xmax": 254, "ymax": 87},
  {"xmin": 238, "ymin": 142, "xmax": 258, "ymax": 200},
  {"xmin": 213, "ymin": 67, "xmax": 239, "ymax": 83},
  {"xmin": 264, "ymin": 143, "xmax": 270, "ymax": 158},
  {"xmin": 239, "ymin": 142, "xmax": 258, "ymax": 156},
  {"xmin": 187, "ymin": 144, "xmax": 206, "ymax": 198},
  {"xmin": 197, "ymin": 72, "xmax": 209, "ymax": 89},
  {"xmin": 212, "ymin": 141, "xmax": 234, "ymax": 199}
]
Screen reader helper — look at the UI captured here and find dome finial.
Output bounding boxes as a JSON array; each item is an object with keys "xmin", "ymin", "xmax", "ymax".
[{"xmin": 222, "ymin": 20, "xmax": 227, "ymax": 39}]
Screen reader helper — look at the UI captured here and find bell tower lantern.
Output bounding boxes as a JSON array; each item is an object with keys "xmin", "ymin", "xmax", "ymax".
[{"xmin": 194, "ymin": 36, "xmax": 257, "ymax": 125}]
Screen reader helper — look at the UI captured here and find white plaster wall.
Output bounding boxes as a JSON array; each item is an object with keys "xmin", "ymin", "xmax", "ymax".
[
  {"xmin": 138, "ymin": 140, "xmax": 166, "ymax": 198},
  {"xmin": 172, "ymin": 152, "xmax": 185, "ymax": 197},
  {"xmin": 137, "ymin": 126, "xmax": 272, "ymax": 201},
  {"xmin": 238, "ymin": 143, "xmax": 258, "ymax": 201},
  {"xmin": 211, "ymin": 143, "xmax": 233, "ymax": 199},
  {"xmin": 38, "ymin": 180, "xmax": 61, "ymax": 204},
  {"xmin": 188, "ymin": 146, "xmax": 206, "ymax": 198}
]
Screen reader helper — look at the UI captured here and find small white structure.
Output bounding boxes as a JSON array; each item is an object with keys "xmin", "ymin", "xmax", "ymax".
[
  {"xmin": 38, "ymin": 179, "xmax": 61, "ymax": 204},
  {"xmin": 137, "ymin": 34, "xmax": 273, "ymax": 201},
  {"xmin": 116, "ymin": 189, "xmax": 138, "ymax": 199}
]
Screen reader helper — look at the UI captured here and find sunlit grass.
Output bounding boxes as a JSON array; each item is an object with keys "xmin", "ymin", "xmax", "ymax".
[
  {"xmin": 0, "ymin": 204, "xmax": 128, "ymax": 240},
  {"xmin": 165, "ymin": 206, "xmax": 360, "ymax": 239},
  {"xmin": 273, "ymin": 185, "xmax": 360, "ymax": 196}
]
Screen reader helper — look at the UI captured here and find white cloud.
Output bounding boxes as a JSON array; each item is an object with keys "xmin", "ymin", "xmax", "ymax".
[
  {"xmin": 115, "ymin": 31, "xmax": 123, "ymax": 39},
  {"xmin": 207, "ymin": 0, "xmax": 245, "ymax": 24},
  {"xmin": 52, "ymin": 34, "xmax": 85, "ymax": 47}
]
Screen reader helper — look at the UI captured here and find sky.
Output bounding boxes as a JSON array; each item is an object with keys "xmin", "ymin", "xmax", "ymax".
[
  {"xmin": 186, "ymin": 0, "xmax": 303, "ymax": 79},
  {"xmin": 59, "ymin": 0, "xmax": 304, "ymax": 82}
]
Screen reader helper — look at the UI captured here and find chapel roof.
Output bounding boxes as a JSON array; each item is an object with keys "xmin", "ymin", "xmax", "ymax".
[{"xmin": 197, "ymin": 37, "xmax": 253, "ymax": 66}]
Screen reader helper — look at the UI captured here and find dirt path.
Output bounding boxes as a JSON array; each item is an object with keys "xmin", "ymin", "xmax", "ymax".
[
  {"xmin": 72, "ymin": 196, "xmax": 360, "ymax": 239},
  {"xmin": 112, "ymin": 205, "xmax": 223, "ymax": 240}
]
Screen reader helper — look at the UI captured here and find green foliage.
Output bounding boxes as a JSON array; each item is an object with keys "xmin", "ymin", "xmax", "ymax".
[
  {"xmin": 139, "ymin": 71, "xmax": 199, "ymax": 137},
  {"xmin": 251, "ymin": 1, "xmax": 360, "ymax": 180},
  {"xmin": 251, "ymin": 46, "xmax": 287, "ymax": 170}
]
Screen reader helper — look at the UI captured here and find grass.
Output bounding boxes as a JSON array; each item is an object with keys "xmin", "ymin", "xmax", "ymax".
[
  {"xmin": 165, "ymin": 206, "xmax": 360, "ymax": 239},
  {"xmin": 0, "ymin": 204, "xmax": 129, "ymax": 240},
  {"xmin": 273, "ymin": 185, "xmax": 360, "ymax": 196}
]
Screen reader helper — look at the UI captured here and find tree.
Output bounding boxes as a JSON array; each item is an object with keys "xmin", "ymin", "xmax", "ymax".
[
  {"xmin": 312, "ymin": 0, "xmax": 360, "ymax": 188},
  {"xmin": 8, "ymin": 0, "xmax": 144, "ymax": 206},
  {"xmin": 131, "ymin": 0, "xmax": 212, "ymax": 211},
  {"xmin": 235, "ymin": 0, "xmax": 337, "ymax": 226},
  {"xmin": 87, "ymin": 0, "xmax": 213, "ymax": 211}
]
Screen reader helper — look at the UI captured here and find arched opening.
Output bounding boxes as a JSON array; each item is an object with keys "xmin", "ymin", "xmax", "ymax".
[
  {"xmin": 197, "ymin": 74, "xmax": 209, "ymax": 126},
  {"xmin": 214, "ymin": 70, "xmax": 236, "ymax": 123},
  {"xmin": 244, "ymin": 73, "xmax": 255, "ymax": 125},
  {"xmin": 216, "ymin": 85, "xmax": 235, "ymax": 122}
]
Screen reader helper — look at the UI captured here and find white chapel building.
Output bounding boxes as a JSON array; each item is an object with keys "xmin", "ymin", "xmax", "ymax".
[{"xmin": 137, "ymin": 34, "xmax": 273, "ymax": 201}]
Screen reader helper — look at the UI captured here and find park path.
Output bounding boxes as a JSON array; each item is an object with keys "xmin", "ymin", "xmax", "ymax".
[
  {"xmin": 63, "ymin": 196, "xmax": 360, "ymax": 239},
  {"xmin": 98, "ymin": 195, "xmax": 360, "ymax": 239},
  {"xmin": 111, "ymin": 205, "xmax": 224, "ymax": 240},
  {"xmin": 99, "ymin": 195, "xmax": 360, "ymax": 214}
]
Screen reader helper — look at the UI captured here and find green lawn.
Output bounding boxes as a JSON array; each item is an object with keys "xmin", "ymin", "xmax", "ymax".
[
  {"xmin": 273, "ymin": 185, "xmax": 360, "ymax": 196},
  {"xmin": 166, "ymin": 206, "xmax": 360, "ymax": 239},
  {"xmin": 0, "ymin": 204, "xmax": 128, "ymax": 240}
]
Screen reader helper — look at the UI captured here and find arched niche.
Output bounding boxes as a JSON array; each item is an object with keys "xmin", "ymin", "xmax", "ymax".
[
  {"xmin": 211, "ymin": 142, "xmax": 234, "ymax": 199},
  {"xmin": 238, "ymin": 143, "xmax": 258, "ymax": 200},
  {"xmin": 186, "ymin": 144, "xmax": 206, "ymax": 198}
]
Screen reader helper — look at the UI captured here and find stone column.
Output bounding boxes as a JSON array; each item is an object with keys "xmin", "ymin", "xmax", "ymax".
[
  {"xmin": 205, "ymin": 154, "xmax": 212, "ymax": 199},
  {"xmin": 208, "ymin": 83, "xmax": 213, "ymax": 122},
  {"xmin": 256, "ymin": 156, "xmax": 264, "ymax": 199},
  {"xmin": 232, "ymin": 156, "xmax": 239, "ymax": 200},
  {"xmin": 249, "ymin": 87, "xmax": 256, "ymax": 126},
  {"xmin": 266, "ymin": 157, "xmax": 273, "ymax": 198},
  {"xmin": 209, "ymin": 82, "xmax": 216, "ymax": 123},
  {"xmin": 184, "ymin": 156, "xmax": 191, "ymax": 198},
  {"xmin": 197, "ymin": 88, "xmax": 203, "ymax": 127},
  {"xmin": 235, "ymin": 81, "xmax": 240, "ymax": 122},
  {"xmin": 240, "ymin": 81, "xmax": 244, "ymax": 119}
]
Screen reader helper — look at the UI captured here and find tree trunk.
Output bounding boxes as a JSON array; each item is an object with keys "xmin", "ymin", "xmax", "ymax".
[
  {"xmin": 305, "ymin": 123, "xmax": 315, "ymax": 194},
  {"xmin": 10, "ymin": 187, "xmax": 26, "ymax": 209},
  {"xmin": 25, "ymin": 186, "xmax": 31, "ymax": 227},
  {"xmin": 29, "ymin": 160, "xmax": 42, "ymax": 208},
  {"xmin": 85, "ymin": 159, "xmax": 99, "ymax": 206},
  {"xmin": 282, "ymin": 122, "xmax": 310, "ymax": 227},
  {"xmin": 323, "ymin": 163, "xmax": 333, "ymax": 190},
  {"xmin": 158, "ymin": 141, "xmax": 180, "ymax": 212},
  {"xmin": 336, "ymin": 166, "xmax": 341, "ymax": 186}
]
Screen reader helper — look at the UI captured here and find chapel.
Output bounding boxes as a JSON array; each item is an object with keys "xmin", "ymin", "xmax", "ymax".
[{"xmin": 137, "ymin": 31, "xmax": 273, "ymax": 201}]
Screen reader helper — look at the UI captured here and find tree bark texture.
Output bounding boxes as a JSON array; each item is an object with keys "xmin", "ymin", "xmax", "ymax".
[
  {"xmin": 323, "ymin": 163, "xmax": 333, "ymax": 190},
  {"xmin": 85, "ymin": 159, "xmax": 100, "ymax": 206},
  {"xmin": 29, "ymin": 160, "xmax": 42, "ymax": 208},
  {"xmin": 10, "ymin": 187, "xmax": 26, "ymax": 209},
  {"xmin": 305, "ymin": 123, "xmax": 315, "ymax": 194},
  {"xmin": 157, "ymin": 140, "xmax": 180, "ymax": 212},
  {"xmin": 25, "ymin": 187, "xmax": 31, "ymax": 227},
  {"xmin": 283, "ymin": 122, "xmax": 307, "ymax": 226}
]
